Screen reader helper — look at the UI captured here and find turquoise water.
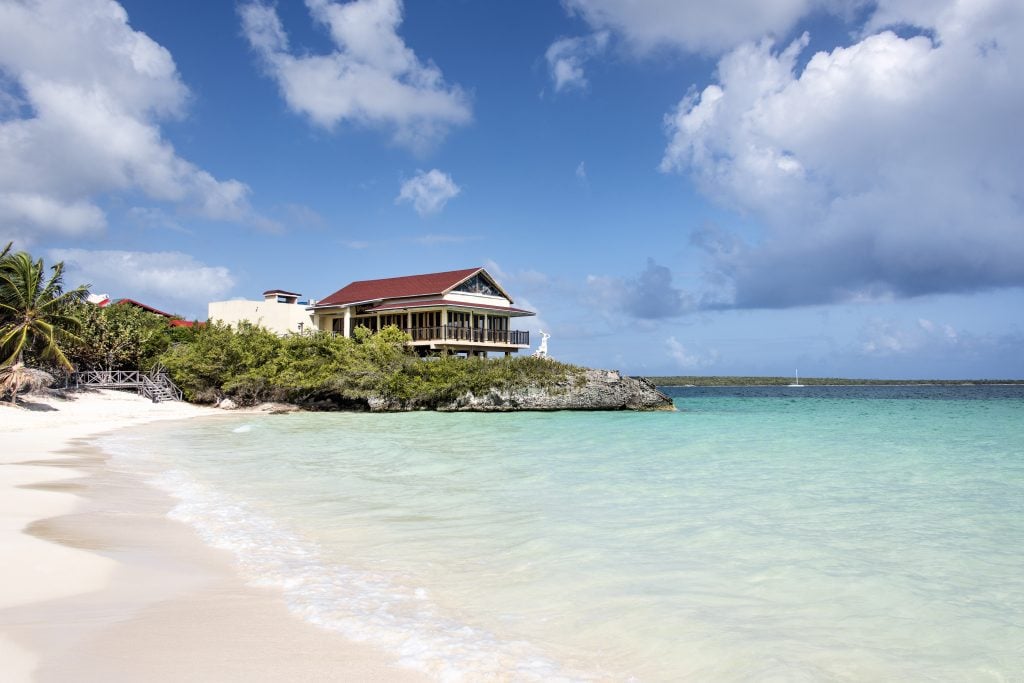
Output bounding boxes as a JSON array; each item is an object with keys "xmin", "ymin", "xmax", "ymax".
[{"xmin": 102, "ymin": 387, "xmax": 1024, "ymax": 681}]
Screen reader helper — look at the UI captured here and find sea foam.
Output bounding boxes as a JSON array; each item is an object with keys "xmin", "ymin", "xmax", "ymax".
[{"xmin": 146, "ymin": 468, "xmax": 583, "ymax": 682}]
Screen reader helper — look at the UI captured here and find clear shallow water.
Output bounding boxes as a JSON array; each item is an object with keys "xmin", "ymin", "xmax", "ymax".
[{"xmin": 101, "ymin": 386, "xmax": 1024, "ymax": 681}]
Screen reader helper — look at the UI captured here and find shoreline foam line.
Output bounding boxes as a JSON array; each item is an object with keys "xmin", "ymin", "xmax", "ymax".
[{"xmin": 0, "ymin": 390, "xmax": 426, "ymax": 682}]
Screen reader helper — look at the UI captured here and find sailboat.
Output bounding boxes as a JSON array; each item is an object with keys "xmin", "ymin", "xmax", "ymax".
[{"xmin": 788, "ymin": 369, "xmax": 804, "ymax": 387}]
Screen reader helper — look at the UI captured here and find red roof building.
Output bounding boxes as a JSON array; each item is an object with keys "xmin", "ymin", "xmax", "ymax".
[
  {"xmin": 94, "ymin": 297, "xmax": 203, "ymax": 328},
  {"xmin": 311, "ymin": 267, "xmax": 534, "ymax": 356}
]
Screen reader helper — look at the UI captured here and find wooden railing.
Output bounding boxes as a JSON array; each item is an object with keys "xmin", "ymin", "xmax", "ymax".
[
  {"xmin": 398, "ymin": 326, "xmax": 529, "ymax": 346},
  {"xmin": 71, "ymin": 369, "xmax": 183, "ymax": 402}
]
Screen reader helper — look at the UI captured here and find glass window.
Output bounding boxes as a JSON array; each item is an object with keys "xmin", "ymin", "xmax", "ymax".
[{"xmin": 453, "ymin": 274, "xmax": 500, "ymax": 297}]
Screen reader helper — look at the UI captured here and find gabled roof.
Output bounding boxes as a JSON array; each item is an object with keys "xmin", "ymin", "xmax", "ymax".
[
  {"xmin": 364, "ymin": 299, "xmax": 534, "ymax": 317},
  {"xmin": 316, "ymin": 267, "xmax": 511, "ymax": 307},
  {"xmin": 110, "ymin": 298, "xmax": 175, "ymax": 318}
]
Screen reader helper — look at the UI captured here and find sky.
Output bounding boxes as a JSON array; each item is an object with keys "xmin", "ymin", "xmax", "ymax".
[{"xmin": 1, "ymin": 0, "xmax": 1022, "ymax": 378}]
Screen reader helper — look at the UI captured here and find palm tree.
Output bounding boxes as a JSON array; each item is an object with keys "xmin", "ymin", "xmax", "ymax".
[
  {"xmin": 0, "ymin": 362, "xmax": 54, "ymax": 405},
  {"xmin": 0, "ymin": 250, "xmax": 90, "ymax": 371}
]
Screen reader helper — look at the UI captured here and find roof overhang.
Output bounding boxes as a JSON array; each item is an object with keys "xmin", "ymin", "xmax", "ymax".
[{"xmin": 362, "ymin": 299, "xmax": 534, "ymax": 317}]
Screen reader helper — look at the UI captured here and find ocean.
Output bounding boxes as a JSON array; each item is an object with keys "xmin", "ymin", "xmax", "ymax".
[{"xmin": 101, "ymin": 385, "xmax": 1024, "ymax": 681}]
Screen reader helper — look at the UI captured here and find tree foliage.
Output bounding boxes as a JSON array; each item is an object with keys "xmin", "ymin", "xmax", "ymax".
[
  {"xmin": 160, "ymin": 322, "xmax": 581, "ymax": 407},
  {"xmin": 68, "ymin": 301, "xmax": 175, "ymax": 371}
]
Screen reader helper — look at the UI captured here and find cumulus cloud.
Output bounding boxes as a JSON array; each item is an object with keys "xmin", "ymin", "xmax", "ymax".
[
  {"xmin": 239, "ymin": 0, "xmax": 471, "ymax": 150},
  {"xmin": 860, "ymin": 317, "xmax": 959, "ymax": 356},
  {"xmin": 0, "ymin": 0, "xmax": 261, "ymax": 246},
  {"xmin": 661, "ymin": 0, "xmax": 1024, "ymax": 309},
  {"xmin": 396, "ymin": 169, "xmax": 460, "ymax": 216},
  {"xmin": 587, "ymin": 259, "xmax": 694, "ymax": 319},
  {"xmin": 545, "ymin": 31, "xmax": 610, "ymax": 92},
  {"xmin": 563, "ymin": 0, "xmax": 856, "ymax": 54},
  {"xmin": 666, "ymin": 336, "xmax": 718, "ymax": 368},
  {"xmin": 49, "ymin": 248, "xmax": 235, "ymax": 315}
]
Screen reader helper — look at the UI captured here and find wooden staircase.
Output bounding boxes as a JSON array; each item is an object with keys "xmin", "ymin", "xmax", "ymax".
[{"xmin": 71, "ymin": 369, "xmax": 184, "ymax": 403}]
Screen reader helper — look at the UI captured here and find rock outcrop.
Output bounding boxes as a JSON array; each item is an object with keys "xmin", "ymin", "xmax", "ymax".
[{"xmin": 367, "ymin": 369, "xmax": 674, "ymax": 412}]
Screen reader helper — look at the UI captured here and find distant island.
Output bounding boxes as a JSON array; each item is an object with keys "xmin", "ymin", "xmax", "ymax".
[{"xmin": 645, "ymin": 376, "xmax": 1024, "ymax": 386}]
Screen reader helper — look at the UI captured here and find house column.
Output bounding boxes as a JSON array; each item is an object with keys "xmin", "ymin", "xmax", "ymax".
[
  {"xmin": 406, "ymin": 312, "xmax": 412, "ymax": 334},
  {"xmin": 441, "ymin": 308, "xmax": 448, "ymax": 340},
  {"xmin": 343, "ymin": 309, "xmax": 351, "ymax": 337}
]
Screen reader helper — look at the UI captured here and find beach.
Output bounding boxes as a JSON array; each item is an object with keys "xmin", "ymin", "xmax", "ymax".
[
  {"xmin": 0, "ymin": 389, "xmax": 425, "ymax": 682},
  {"xmin": 3, "ymin": 386, "xmax": 1022, "ymax": 680}
]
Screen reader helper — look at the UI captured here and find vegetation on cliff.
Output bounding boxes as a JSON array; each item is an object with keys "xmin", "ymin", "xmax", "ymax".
[
  {"xmin": 646, "ymin": 376, "xmax": 1024, "ymax": 386},
  {"xmin": 161, "ymin": 321, "xmax": 584, "ymax": 408}
]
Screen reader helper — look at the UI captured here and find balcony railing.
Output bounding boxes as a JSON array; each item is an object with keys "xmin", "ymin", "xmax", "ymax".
[{"xmin": 342, "ymin": 325, "xmax": 529, "ymax": 346}]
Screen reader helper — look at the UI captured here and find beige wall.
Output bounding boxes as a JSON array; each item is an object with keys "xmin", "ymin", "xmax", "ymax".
[
  {"xmin": 444, "ymin": 291, "xmax": 511, "ymax": 307},
  {"xmin": 208, "ymin": 299, "xmax": 313, "ymax": 335}
]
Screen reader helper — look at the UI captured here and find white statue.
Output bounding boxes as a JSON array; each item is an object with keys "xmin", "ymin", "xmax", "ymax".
[{"xmin": 532, "ymin": 330, "xmax": 551, "ymax": 359}]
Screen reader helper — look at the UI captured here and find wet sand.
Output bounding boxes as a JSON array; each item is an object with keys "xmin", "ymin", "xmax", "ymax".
[{"xmin": 0, "ymin": 390, "xmax": 426, "ymax": 682}]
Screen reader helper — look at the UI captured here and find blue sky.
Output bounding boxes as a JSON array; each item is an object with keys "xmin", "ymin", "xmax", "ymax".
[{"xmin": 2, "ymin": 0, "xmax": 1022, "ymax": 378}]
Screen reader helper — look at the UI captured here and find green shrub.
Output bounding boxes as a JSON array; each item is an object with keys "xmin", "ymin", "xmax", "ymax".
[{"xmin": 159, "ymin": 322, "xmax": 580, "ymax": 408}]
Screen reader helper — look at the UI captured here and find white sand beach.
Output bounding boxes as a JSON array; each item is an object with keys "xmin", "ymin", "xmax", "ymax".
[{"xmin": 0, "ymin": 389, "xmax": 425, "ymax": 682}]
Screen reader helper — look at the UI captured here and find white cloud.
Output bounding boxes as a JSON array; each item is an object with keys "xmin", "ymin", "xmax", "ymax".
[
  {"xmin": 563, "ymin": 0, "xmax": 856, "ymax": 54},
  {"xmin": 575, "ymin": 161, "xmax": 588, "ymax": 185},
  {"xmin": 510, "ymin": 296, "xmax": 550, "ymax": 339},
  {"xmin": 587, "ymin": 259, "xmax": 695, "ymax": 319},
  {"xmin": 860, "ymin": 317, "xmax": 960, "ymax": 356},
  {"xmin": 0, "ymin": 0, "xmax": 262, "ymax": 247},
  {"xmin": 483, "ymin": 259, "xmax": 550, "ymax": 289},
  {"xmin": 49, "ymin": 248, "xmax": 235, "ymax": 315},
  {"xmin": 412, "ymin": 233, "xmax": 475, "ymax": 245},
  {"xmin": 545, "ymin": 31, "xmax": 610, "ymax": 92},
  {"xmin": 666, "ymin": 336, "xmax": 718, "ymax": 368},
  {"xmin": 0, "ymin": 193, "xmax": 106, "ymax": 238},
  {"xmin": 239, "ymin": 0, "xmax": 471, "ymax": 150},
  {"xmin": 660, "ymin": 0, "xmax": 1024, "ymax": 309},
  {"xmin": 396, "ymin": 169, "xmax": 461, "ymax": 216}
]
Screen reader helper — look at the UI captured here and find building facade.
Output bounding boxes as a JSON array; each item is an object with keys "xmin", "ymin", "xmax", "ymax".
[
  {"xmin": 310, "ymin": 267, "xmax": 533, "ymax": 356},
  {"xmin": 208, "ymin": 289, "xmax": 314, "ymax": 335}
]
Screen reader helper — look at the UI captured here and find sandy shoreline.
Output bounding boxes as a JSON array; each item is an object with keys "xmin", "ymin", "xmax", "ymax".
[{"xmin": 0, "ymin": 389, "xmax": 425, "ymax": 682}]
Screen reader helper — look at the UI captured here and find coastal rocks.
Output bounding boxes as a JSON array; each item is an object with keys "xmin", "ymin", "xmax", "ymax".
[
  {"xmin": 216, "ymin": 397, "xmax": 238, "ymax": 410},
  {"xmin": 250, "ymin": 401, "xmax": 302, "ymax": 414},
  {"xmin": 374, "ymin": 369, "xmax": 674, "ymax": 412}
]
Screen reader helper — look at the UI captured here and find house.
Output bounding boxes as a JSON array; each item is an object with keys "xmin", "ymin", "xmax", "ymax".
[
  {"xmin": 89, "ymin": 294, "xmax": 201, "ymax": 327},
  {"xmin": 310, "ymin": 267, "xmax": 534, "ymax": 356},
  {"xmin": 208, "ymin": 289, "xmax": 315, "ymax": 335}
]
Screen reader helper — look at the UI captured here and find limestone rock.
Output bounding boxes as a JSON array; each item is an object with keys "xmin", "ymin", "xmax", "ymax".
[{"xmin": 368, "ymin": 369, "xmax": 673, "ymax": 413}]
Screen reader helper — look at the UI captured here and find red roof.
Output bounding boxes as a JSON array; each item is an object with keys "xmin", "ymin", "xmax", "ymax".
[
  {"xmin": 110, "ymin": 298, "xmax": 175, "ymax": 318},
  {"xmin": 109, "ymin": 298, "xmax": 203, "ymax": 326},
  {"xmin": 317, "ymin": 267, "xmax": 485, "ymax": 307},
  {"xmin": 365, "ymin": 299, "xmax": 534, "ymax": 316}
]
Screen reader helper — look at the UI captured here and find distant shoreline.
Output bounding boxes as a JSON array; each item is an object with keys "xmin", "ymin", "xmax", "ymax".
[{"xmin": 644, "ymin": 376, "xmax": 1024, "ymax": 387}]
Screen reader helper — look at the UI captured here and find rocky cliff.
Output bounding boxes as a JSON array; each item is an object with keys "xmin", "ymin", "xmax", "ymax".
[{"xmin": 366, "ymin": 369, "xmax": 674, "ymax": 412}]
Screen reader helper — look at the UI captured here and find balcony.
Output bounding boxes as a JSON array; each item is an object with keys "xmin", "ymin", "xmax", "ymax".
[{"xmin": 406, "ymin": 325, "xmax": 529, "ymax": 346}]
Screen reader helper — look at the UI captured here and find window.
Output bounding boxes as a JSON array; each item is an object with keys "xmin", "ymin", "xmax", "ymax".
[
  {"xmin": 453, "ymin": 273, "xmax": 500, "ymax": 297},
  {"xmin": 412, "ymin": 311, "xmax": 440, "ymax": 330},
  {"xmin": 380, "ymin": 314, "xmax": 405, "ymax": 329},
  {"xmin": 353, "ymin": 316, "xmax": 378, "ymax": 332}
]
